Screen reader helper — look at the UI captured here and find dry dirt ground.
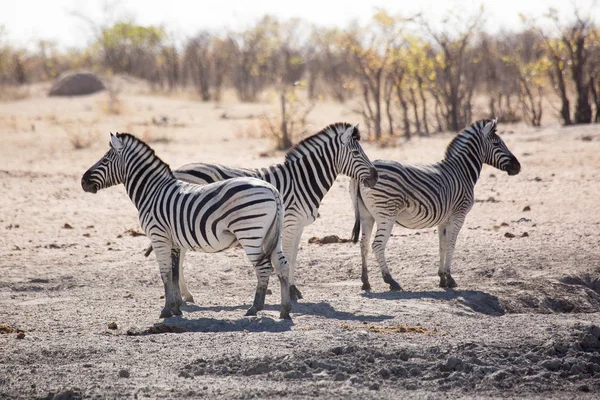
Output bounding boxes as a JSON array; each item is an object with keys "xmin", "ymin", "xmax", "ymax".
[{"xmin": 1, "ymin": 85, "xmax": 600, "ymax": 399}]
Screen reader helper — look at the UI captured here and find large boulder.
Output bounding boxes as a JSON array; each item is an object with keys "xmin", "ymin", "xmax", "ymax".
[{"xmin": 48, "ymin": 72, "xmax": 106, "ymax": 96}]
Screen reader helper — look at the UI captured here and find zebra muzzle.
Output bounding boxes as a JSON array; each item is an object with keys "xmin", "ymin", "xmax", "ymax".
[{"xmin": 81, "ymin": 177, "xmax": 98, "ymax": 193}]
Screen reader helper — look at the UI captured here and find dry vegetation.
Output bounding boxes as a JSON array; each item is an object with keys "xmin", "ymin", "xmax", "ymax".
[{"xmin": 2, "ymin": 5, "xmax": 600, "ymax": 148}]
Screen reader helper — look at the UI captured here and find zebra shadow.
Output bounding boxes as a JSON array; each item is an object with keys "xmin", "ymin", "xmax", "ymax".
[
  {"xmin": 158, "ymin": 316, "xmax": 293, "ymax": 333},
  {"xmin": 181, "ymin": 301, "xmax": 394, "ymax": 323},
  {"xmin": 361, "ymin": 289, "xmax": 505, "ymax": 316}
]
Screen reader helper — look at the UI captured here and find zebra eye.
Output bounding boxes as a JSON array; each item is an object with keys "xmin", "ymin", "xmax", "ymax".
[{"xmin": 351, "ymin": 149, "xmax": 360, "ymax": 156}]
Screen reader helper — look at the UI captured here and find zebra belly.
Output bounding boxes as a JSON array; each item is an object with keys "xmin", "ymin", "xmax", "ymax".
[{"xmin": 395, "ymin": 207, "xmax": 447, "ymax": 230}]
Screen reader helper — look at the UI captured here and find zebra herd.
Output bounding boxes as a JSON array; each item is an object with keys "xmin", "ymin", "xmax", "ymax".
[{"xmin": 81, "ymin": 119, "xmax": 520, "ymax": 321}]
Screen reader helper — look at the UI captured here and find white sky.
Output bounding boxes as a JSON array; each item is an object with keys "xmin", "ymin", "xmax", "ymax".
[{"xmin": 1, "ymin": 0, "xmax": 599, "ymax": 49}]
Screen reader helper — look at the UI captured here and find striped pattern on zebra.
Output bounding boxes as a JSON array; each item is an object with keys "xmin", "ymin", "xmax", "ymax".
[
  {"xmin": 81, "ymin": 133, "xmax": 292, "ymax": 320},
  {"xmin": 350, "ymin": 119, "xmax": 521, "ymax": 291},
  {"xmin": 168, "ymin": 122, "xmax": 378, "ymax": 302}
]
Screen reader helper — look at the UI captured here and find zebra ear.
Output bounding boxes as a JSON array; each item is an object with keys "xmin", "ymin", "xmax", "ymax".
[
  {"xmin": 482, "ymin": 119, "xmax": 497, "ymax": 137},
  {"xmin": 341, "ymin": 125, "xmax": 354, "ymax": 144},
  {"xmin": 110, "ymin": 133, "xmax": 123, "ymax": 151},
  {"xmin": 352, "ymin": 124, "xmax": 361, "ymax": 141}
]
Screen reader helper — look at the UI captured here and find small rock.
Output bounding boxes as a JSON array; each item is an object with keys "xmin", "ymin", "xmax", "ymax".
[
  {"xmin": 540, "ymin": 359, "xmax": 561, "ymax": 371},
  {"xmin": 504, "ymin": 232, "xmax": 515, "ymax": 238},
  {"xmin": 118, "ymin": 369, "xmax": 130, "ymax": 378},
  {"xmin": 523, "ymin": 205, "xmax": 531, "ymax": 211},
  {"xmin": 409, "ymin": 367, "xmax": 422, "ymax": 376},
  {"xmin": 578, "ymin": 384, "xmax": 590, "ymax": 392},
  {"xmin": 446, "ymin": 356, "xmax": 463, "ymax": 370},
  {"xmin": 16, "ymin": 332, "xmax": 25, "ymax": 339},
  {"xmin": 405, "ymin": 382, "xmax": 418, "ymax": 390},
  {"xmin": 63, "ymin": 223, "xmax": 74, "ymax": 229},
  {"xmin": 521, "ymin": 232, "xmax": 529, "ymax": 237},
  {"xmin": 266, "ymin": 289, "xmax": 272, "ymax": 295},
  {"xmin": 368, "ymin": 382, "xmax": 380, "ymax": 390},
  {"xmin": 108, "ymin": 322, "xmax": 118, "ymax": 330},
  {"xmin": 378, "ymin": 368, "xmax": 391, "ymax": 379},
  {"xmin": 489, "ymin": 370, "xmax": 509, "ymax": 381},
  {"xmin": 333, "ymin": 372, "xmax": 347, "ymax": 381}
]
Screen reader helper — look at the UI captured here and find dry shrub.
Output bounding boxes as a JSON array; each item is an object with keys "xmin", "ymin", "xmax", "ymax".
[
  {"xmin": 259, "ymin": 85, "xmax": 315, "ymax": 150},
  {"xmin": 234, "ymin": 121, "xmax": 264, "ymax": 140},
  {"xmin": 99, "ymin": 80, "xmax": 125, "ymax": 115},
  {"xmin": 140, "ymin": 127, "xmax": 172, "ymax": 144},
  {"xmin": 0, "ymin": 85, "xmax": 29, "ymax": 102},
  {"xmin": 62, "ymin": 122, "xmax": 100, "ymax": 150}
]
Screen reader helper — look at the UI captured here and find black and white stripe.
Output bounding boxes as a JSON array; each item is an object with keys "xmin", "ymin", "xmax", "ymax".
[
  {"xmin": 350, "ymin": 119, "xmax": 521, "ymax": 290},
  {"xmin": 170, "ymin": 122, "xmax": 378, "ymax": 301},
  {"xmin": 81, "ymin": 133, "xmax": 292, "ymax": 320}
]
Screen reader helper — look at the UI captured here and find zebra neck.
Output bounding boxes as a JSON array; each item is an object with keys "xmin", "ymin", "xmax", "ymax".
[
  {"xmin": 443, "ymin": 151, "xmax": 483, "ymax": 186},
  {"xmin": 272, "ymin": 152, "xmax": 336, "ymax": 202},
  {"xmin": 123, "ymin": 157, "xmax": 174, "ymax": 210}
]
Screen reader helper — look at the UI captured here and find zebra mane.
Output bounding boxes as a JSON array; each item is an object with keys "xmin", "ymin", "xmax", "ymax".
[
  {"xmin": 115, "ymin": 133, "xmax": 174, "ymax": 178},
  {"xmin": 444, "ymin": 119, "xmax": 495, "ymax": 160},
  {"xmin": 284, "ymin": 122, "xmax": 358, "ymax": 162}
]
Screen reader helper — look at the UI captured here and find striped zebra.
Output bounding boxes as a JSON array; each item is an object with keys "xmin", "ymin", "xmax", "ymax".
[
  {"xmin": 350, "ymin": 119, "xmax": 521, "ymax": 291},
  {"xmin": 160, "ymin": 122, "xmax": 378, "ymax": 302},
  {"xmin": 81, "ymin": 133, "xmax": 292, "ymax": 320}
]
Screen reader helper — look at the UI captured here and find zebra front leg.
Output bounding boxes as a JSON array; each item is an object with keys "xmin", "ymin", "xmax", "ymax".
[
  {"xmin": 177, "ymin": 248, "xmax": 195, "ymax": 303},
  {"xmin": 272, "ymin": 249, "xmax": 292, "ymax": 320},
  {"xmin": 283, "ymin": 224, "xmax": 304, "ymax": 301},
  {"xmin": 438, "ymin": 215, "xmax": 465, "ymax": 289},
  {"xmin": 359, "ymin": 212, "xmax": 375, "ymax": 291},
  {"xmin": 154, "ymin": 244, "xmax": 183, "ymax": 318},
  {"xmin": 245, "ymin": 261, "xmax": 272, "ymax": 317},
  {"xmin": 372, "ymin": 220, "xmax": 402, "ymax": 291}
]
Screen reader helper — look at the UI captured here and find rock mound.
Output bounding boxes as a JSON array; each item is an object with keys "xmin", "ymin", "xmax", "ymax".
[{"xmin": 48, "ymin": 72, "xmax": 105, "ymax": 96}]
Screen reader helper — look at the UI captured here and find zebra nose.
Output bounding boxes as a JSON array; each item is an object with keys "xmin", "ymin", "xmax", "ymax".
[
  {"xmin": 507, "ymin": 160, "xmax": 521, "ymax": 176},
  {"xmin": 81, "ymin": 172, "xmax": 97, "ymax": 193}
]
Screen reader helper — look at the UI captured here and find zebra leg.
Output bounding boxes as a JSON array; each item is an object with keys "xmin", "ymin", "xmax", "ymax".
[
  {"xmin": 154, "ymin": 244, "xmax": 183, "ymax": 318},
  {"xmin": 272, "ymin": 248, "xmax": 292, "ymax": 320},
  {"xmin": 359, "ymin": 211, "xmax": 375, "ymax": 291},
  {"xmin": 177, "ymin": 248, "xmax": 195, "ymax": 303},
  {"xmin": 245, "ymin": 260, "xmax": 272, "ymax": 317},
  {"xmin": 437, "ymin": 222, "xmax": 449, "ymax": 288},
  {"xmin": 439, "ymin": 216, "xmax": 466, "ymax": 289},
  {"xmin": 372, "ymin": 220, "xmax": 402, "ymax": 291},
  {"xmin": 283, "ymin": 223, "xmax": 304, "ymax": 301}
]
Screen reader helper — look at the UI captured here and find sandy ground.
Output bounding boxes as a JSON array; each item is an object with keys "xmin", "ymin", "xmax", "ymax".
[{"xmin": 1, "ymin": 85, "xmax": 600, "ymax": 399}]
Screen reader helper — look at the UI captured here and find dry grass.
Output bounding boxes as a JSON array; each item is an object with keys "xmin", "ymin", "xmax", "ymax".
[
  {"xmin": 62, "ymin": 122, "xmax": 100, "ymax": 150},
  {"xmin": 0, "ymin": 85, "xmax": 30, "ymax": 102},
  {"xmin": 341, "ymin": 323, "xmax": 430, "ymax": 335}
]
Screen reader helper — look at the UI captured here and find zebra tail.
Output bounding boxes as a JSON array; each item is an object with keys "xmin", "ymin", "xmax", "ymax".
[
  {"xmin": 351, "ymin": 180, "xmax": 361, "ymax": 244},
  {"xmin": 258, "ymin": 190, "xmax": 284, "ymax": 266},
  {"xmin": 144, "ymin": 244, "xmax": 154, "ymax": 257}
]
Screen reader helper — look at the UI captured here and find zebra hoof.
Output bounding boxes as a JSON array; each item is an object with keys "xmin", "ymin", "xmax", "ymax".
[
  {"xmin": 280, "ymin": 305, "xmax": 292, "ymax": 321},
  {"xmin": 446, "ymin": 276, "xmax": 457, "ymax": 288},
  {"xmin": 245, "ymin": 306, "xmax": 258, "ymax": 317},
  {"xmin": 361, "ymin": 282, "xmax": 372, "ymax": 291},
  {"xmin": 290, "ymin": 285, "xmax": 303, "ymax": 301},
  {"xmin": 182, "ymin": 294, "xmax": 195, "ymax": 303},
  {"xmin": 388, "ymin": 280, "xmax": 402, "ymax": 291},
  {"xmin": 172, "ymin": 307, "xmax": 183, "ymax": 316},
  {"xmin": 159, "ymin": 309, "xmax": 173, "ymax": 319}
]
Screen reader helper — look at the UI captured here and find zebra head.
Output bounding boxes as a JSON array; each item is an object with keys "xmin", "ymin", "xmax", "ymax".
[
  {"xmin": 336, "ymin": 124, "xmax": 378, "ymax": 187},
  {"xmin": 81, "ymin": 133, "xmax": 126, "ymax": 193},
  {"xmin": 481, "ymin": 119, "xmax": 521, "ymax": 176}
]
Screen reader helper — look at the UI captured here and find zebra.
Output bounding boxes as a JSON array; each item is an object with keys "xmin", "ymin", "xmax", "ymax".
[
  {"xmin": 349, "ymin": 119, "xmax": 521, "ymax": 291},
  {"xmin": 81, "ymin": 133, "xmax": 292, "ymax": 320},
  {"xmin": 150, "ymin": 122, "xmax": 378, "ymax": 303}
]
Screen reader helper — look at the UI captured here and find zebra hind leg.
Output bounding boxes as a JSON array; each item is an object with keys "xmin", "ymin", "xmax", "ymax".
[
  {"xmin": 359, "ymin": 210, "xmax": 375, "ymax": 291},
  {"xmin": 245, "ymin": 260, "xmax": 272, "ymax": 317},
  {"xmin": 154, "ymin": 244, "xmax": 183, "ymax": 318},
  {"xmin": 271, "ymin": 248, "xmax": 292, "ymax": 320},
  {"xmin": 372, "ymin": 220, "xmax": 402, "ymax": 291}
]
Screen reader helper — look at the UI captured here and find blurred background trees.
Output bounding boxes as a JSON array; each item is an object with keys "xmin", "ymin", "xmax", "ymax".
[{"xmin": 2, "ymin": 3, "xmax": 600, "ymax": 144}]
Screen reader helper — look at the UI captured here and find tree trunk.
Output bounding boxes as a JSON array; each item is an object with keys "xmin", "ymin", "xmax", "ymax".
[
  {"xmin": 396, "ymin": 84, "xmax": 410, "ymax": 139},
  {"xmin": 417, "ymin": 78, "xmax": 429, "ymax": 134}
]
